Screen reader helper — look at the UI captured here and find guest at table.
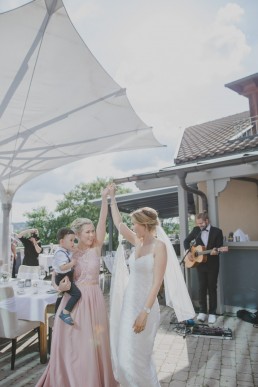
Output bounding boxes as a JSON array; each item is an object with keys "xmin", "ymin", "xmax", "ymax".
[
  {"xmin": 36, "ymin": 187, "xmax": 118, "ymax": 387},
  {"xmin": 17, "ymin": 228, "xmax": 43, "ymax": 266}
]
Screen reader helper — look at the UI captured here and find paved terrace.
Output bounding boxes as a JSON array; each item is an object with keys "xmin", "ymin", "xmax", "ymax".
[{"xmin": 0, "ymin": 299, "xmax": 258, "ymax": 387}]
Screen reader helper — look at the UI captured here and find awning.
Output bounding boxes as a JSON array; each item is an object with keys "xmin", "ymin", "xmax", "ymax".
[
  {"xmin": 0, "ymin": 0, "xmax": 162, "ymax": 201},
  {"xmin": 91, "ymin": 186, "xmax": 196, "ymax": 219},
  {"xmin": 0, "ymin": 0, "xmax": 162, "ymax": 263}
]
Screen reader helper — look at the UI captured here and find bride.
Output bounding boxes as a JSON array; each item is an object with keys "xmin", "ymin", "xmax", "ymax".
[{"xmin": 108, "ymin": 184, "xmax": 195, "ymax": 387}]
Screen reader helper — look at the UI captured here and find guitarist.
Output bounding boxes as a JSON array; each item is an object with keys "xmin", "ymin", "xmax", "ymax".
[{"xmin": 184, "ymin": 212, "xmax": 223, "ymax": 324}]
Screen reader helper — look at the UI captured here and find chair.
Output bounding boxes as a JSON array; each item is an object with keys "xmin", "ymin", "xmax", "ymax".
[
  {"xmin": 17, "ymin": 265, "xmax": 40, "ymax": 279},
  {"xmin": 0, "ymin": 286, "xmax": 40, "ymax": 369},
  {"xmin": 48, "ymin": 314, "xmax": 55, "ymax": 354}
]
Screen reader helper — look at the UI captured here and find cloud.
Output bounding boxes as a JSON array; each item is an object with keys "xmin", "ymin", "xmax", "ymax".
[
  {"xmin": 202, "ymin": 4, "xmax": 250, "ymax": 77},
  {"xmin": 115, "ymin": 2, "xmax": 250, "ymax": 106},
  {"xmin": 8, "ymin": 0, "xmax": 257, "ymax": 222},
  {"xmin": 217, "ymin": 3, "xmax": 244, "ymax": 23},
  {"xmin": 11, "ymin": 192, "xmax": 64, "ymax": 223}
]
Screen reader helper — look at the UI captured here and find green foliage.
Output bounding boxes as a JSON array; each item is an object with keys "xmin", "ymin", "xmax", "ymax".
[
  {"xmin": 162, "ymin": 218, "xmax": 180, "ymax": 237},
  {"xmin": 23, "ymin": 207, "xmax": 63, "ymax": 245},
  {"xmin": 188, "ymin": 216, "xmax": 196, "ymax": 233},
  {"xmin": 22, "ymin": 178, "xmax": 131, "ymax": 245}
]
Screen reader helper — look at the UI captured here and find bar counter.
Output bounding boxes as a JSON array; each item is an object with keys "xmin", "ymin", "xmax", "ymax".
[
  {"xmin": 188, "ymin": 242, "xmax": 258, "ymax": 314},
  {"xmin": 219, "ymin": 241, "xmax": 258, "ymax": 313},
  {"xmin": 225, "ymin": 241, "xmax": 258, "ymax": 249}
]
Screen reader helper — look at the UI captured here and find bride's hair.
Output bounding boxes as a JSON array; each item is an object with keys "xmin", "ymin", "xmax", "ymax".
[
  {"xmin": 131, "ymin": 207, "xmax": 159, "ymax": 232},
  {"xmin": 71, "ymin": 218, "xmax": 93, "ymax": 234}
]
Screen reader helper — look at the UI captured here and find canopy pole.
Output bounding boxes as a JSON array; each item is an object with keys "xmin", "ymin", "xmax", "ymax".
[{"xmin": 1, "ymin": 202, "xmax": 12, "ymax": 268}]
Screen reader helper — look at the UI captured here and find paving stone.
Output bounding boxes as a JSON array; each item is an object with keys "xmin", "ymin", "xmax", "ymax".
[
  {"xmin": 1, "ymin": 300, "xmax": 258, "ymax": 386},
  {"xmin": 203, "ymin": 377, "xmax": 220, "ymax": 386},
  {"xmin": 169, "ymin": 380, "xmax": 186, "ymax": 386},
  {"xmin": 158, "ymin": 371, "xmax": 173, "ymax": 383},
  {"xmin": 221, "ymin": 368, "xmax": 237, "ymax": 377}
]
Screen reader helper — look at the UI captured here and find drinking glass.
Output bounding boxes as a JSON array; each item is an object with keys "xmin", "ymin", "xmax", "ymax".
[{"xmin": 39, "ymin": 268, "xmax": 46, "ymax": 280}]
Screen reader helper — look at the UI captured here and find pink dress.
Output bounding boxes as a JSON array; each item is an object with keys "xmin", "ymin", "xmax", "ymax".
[{"xmin": 36, "ymin": 248, "xmax": 118, "ymax": 387}]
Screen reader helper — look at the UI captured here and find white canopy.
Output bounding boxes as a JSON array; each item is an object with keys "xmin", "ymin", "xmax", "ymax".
[{"xmin": 0, "ymin": 0, "xmax": 162, "ymax": 262}]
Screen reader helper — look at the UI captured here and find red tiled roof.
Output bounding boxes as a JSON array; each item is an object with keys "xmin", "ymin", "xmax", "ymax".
[{"xmin": 174, "ymin": 111, "xmax": 258, "ymax": 165}]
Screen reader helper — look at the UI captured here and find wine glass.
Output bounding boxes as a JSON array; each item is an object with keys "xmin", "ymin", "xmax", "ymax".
[
  {"xmin": 1, "ymin": 271, "xmax": 10, "ymax": 282},
  {"xmin": 1, "ymin": 263, "xmax": 10, "ymax": 282},
  {"xmin": 39, "ymin": 267, "xmax": 46, "ymax": 286}
]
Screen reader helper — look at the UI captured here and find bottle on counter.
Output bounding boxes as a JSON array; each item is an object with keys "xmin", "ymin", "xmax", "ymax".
[{"xmin": 228, "ymin": 232, "xmax": 234, "ymax": 242}]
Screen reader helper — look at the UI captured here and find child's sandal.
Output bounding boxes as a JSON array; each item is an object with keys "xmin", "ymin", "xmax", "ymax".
[{"xmin": 59, "ymin": 311, "xmax": 74, "ymax": 325}]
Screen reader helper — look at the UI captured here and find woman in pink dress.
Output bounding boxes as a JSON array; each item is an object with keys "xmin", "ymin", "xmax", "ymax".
[{"xmin": 36, "ymin": 187, "xmax": 118, "ymax": 387}]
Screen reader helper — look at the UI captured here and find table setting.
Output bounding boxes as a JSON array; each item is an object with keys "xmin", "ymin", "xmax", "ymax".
[
  {"xmin": 1, "ymin": 276, "xmax": 58, "ymax": 323},
  {"xmin": 0, "ymin": 270, "xmax": 59, "ymax": 363}
]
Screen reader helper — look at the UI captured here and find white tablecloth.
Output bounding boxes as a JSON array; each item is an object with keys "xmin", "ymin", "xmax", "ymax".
[
  {"xmin": 38, "ymin": 254, "xmax": 54, "ymax": 272},
  {"xmin": 2, "ymin": 280, "xmax": 58, "ymax": 322}
]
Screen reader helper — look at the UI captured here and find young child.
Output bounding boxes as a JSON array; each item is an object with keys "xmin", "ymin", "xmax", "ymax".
[{"xmin": 53, "ymin": 227, "xmax": 81, "ymax": 326}]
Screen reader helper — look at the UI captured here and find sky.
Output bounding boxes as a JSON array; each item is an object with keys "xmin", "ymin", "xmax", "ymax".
[{"xmin": 1, "ymin": 0, "xmax": 258, "ymax": 222}]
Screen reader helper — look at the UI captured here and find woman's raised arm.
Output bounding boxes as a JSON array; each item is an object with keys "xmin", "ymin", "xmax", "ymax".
[
  {"xmin": 109, "ymin": 184, "xmax": 136, "ymax": 246},
  {"xmin": 95, "ymin": 187, "xmax": 109, "ymax": 246}
]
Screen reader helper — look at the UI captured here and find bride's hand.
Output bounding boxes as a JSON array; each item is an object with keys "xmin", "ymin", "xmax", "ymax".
[
  {"xmin": 108, "ymin": 183, "xmax": 116, "ymax": 198},
  {"xmin": 133, "ymin": 311, "xmax": 147, "ymax": 334}
]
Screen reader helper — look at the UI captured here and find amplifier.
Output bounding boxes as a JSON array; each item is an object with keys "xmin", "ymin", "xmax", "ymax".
[{"xmin": 192, "ymin": 325, "xmax": 233, "ymax": 340}]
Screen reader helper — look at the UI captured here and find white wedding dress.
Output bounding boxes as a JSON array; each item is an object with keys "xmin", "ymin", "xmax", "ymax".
[
  {"xmin": 110, "ymin": 227, "xmax": 195, "ymax": 387},
  {"xmin": 116, "ymin": 252, "xmax": 160, "ymax": 387}
]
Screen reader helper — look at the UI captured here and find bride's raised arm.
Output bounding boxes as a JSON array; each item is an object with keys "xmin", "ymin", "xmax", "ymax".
[{"xmin": 109, "ymin": 184, "xmax": 137, "ymax": 246}]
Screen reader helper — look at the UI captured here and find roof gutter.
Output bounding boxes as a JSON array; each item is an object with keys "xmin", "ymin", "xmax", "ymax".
[{"xmin": 113, "ymin": 153, "xmax": 258, "ymax": 184}]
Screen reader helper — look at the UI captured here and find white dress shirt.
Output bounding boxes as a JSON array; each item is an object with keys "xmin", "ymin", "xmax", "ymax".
[{"xmin": 201, "ymin": 224, "xmax": 210, "ymax": 247}]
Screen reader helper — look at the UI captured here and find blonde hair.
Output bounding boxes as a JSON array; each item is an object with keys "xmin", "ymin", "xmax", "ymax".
[
  {"xmin": 131, "ymin": 207, "xmax": 159, "ymax": 232},
  {"xmin": 196, "ymin": 212, "xmax": 209, "ymax": 221},
  {"xmin": 70, "ymin": 218, "xmax": 93, "ymax": 235}
]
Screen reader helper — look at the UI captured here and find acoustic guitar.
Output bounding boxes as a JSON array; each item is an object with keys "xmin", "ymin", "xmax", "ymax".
[{"xmin": 185, "ymin": 245, "xmax": 228, "ymax": 268}]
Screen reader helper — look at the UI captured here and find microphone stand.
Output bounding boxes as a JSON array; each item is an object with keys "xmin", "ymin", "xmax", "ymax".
[
  {"xmin": 179, "ymin": 228, "xmax": 203, "ymax": 280},
  {"xmin": 170, "ymin": 228, "xmax": 204, "ymax": 329},
  {"xmin": 180, "ymin": 227, "xmax": 205, "ymax": 265}
]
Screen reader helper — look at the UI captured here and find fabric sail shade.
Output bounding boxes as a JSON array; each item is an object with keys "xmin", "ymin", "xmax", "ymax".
[{"xmin": 0, "ymin": 0, "xmax": 162, "ymax": 263}]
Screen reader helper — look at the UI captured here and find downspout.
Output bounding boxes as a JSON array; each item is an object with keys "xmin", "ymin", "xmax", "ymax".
[{"xmin": 177, "ymin": 171, "xmax": 208, "ymax": 212}]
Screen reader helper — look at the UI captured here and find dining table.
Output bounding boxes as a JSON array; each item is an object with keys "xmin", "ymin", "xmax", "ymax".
[{"xmin": 3, "ymin": 278, "xmax": 58, "ymax": 364}]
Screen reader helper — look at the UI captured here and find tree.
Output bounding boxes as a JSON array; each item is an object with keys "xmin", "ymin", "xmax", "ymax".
[
  {"xmin": 55, "ymin": 178, "xmax": 130, "ymax": 226},
  {"xmin": 21, "ymin": 206, "xmax": 68, "ymax": 245},
  {"xmin": 162, "ymin": 217, "xmax": 180, "ymax": 237},
  {"xmin": 22, "ymin": 178, "xmax": 131, "ymax": 245}
]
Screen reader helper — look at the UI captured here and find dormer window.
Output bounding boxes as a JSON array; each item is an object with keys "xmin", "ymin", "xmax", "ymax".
[
  {"xmin": 230, "ymin": 115, "xmax": 258, "ymax": 141},
  {"xmin": 230, "ymin": 122, "xmax": 254, "ymax": 141}
]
